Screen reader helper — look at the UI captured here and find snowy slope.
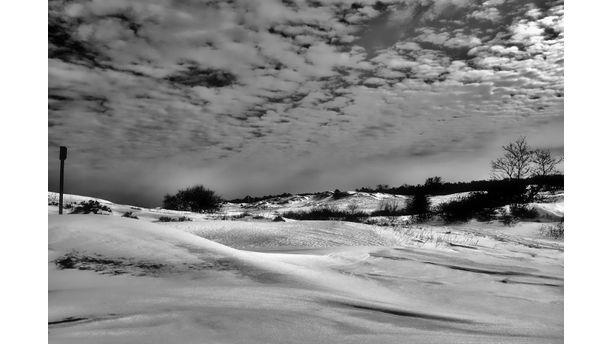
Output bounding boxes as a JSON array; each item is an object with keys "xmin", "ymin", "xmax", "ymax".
[
  {"xmin": 49, "ymin": 211, "xmax": 563, "ymax": 343},
  {"xmin": 49, "ymin": 189, "xmax": 564, "ymax": 221}
]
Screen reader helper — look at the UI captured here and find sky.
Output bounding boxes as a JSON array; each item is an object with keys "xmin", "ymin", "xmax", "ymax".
[{"xmin": 48, "ymin": 0, "xmax": 564, "ymax": 207}]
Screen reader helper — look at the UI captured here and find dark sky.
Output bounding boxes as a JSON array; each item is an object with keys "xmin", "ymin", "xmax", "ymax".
[{"xmin": 48, "ymin": 0, "xmax": 564, "ymax": 207}]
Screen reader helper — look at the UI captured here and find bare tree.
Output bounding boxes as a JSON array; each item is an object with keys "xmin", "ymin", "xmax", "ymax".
[
  {"xmin": 531, "ymin": 149, "xmax": 563, "ymax": 176},
  {"xmin": 491, "ymin": 137, "xmax": 533, "ymax": 180},
  {"xmin": 424, "ymin": 176, "xmax": 442, "ymax": 186},
  {"xmin": 346, "ymin": 200, "xmax": 360, "ymax": 214}
]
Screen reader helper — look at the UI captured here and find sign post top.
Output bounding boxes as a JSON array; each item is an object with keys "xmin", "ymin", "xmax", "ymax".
[{"xmin": 60, "ymin": 146, "xmax": 67, "ymax": 161}]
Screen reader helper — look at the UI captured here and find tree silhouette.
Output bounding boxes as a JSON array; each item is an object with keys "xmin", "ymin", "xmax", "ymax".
[
  {"xmin": 163, "ymin": 185, "xmax": 222, "ymax": 212},
  {"xmin": 531, "ymin": 149, "xmax": 563, "ymax": 176},
  {"xmin": 491, "ymin": 137, "xmax": 533, "ymax": 180}
]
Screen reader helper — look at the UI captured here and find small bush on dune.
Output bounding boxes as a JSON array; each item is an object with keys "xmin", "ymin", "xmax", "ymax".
[
  {"xmin": 498, "ymin": 208, "xmax": 516, "ymax": 226},
  {"xmin": 283, "ymin": 205, "xmax": 368, "ymax": 222},
  {"xmin": 272, "ymin": 215, "xmax": 286, "ymax": 222},
  {"xmin": 122, "ymin": 211, "xmax": 139, "ymax": 219},
  {"xmin": 436, "ymin": 192, "xmax": 492, "ymax": 223},
  {"xmin": 163, "ymin": 185, "xmax": 222, "ymax": 213},
  {"xmin": 158, "ymin": 216, "xmax": 192, "ymax": 222},
  {"xmin": 406, "ymin": 192, "xmax": 432, "ymax": 223},
  {"xmin": 436, "ymin": 185, "xmax": 542, "ymax": 224},
  {"xmin": 235, "ymin": 212, "xmax": 251, "ymax": 218},
  {"xmin": 540, "ymin": 221, "xmax": 564, "ymax": 239},
  {"xmin": 406, "ymin": 192, "xmax": 430, "ymax": 214},
  {"xmin": 55, "ymin": 254, "xmax": 76, "ymax": 269},
  {"xmin": 509, "ymin": 203, "xmax": 538, "ymax": 220},
  {"xmin": 332, "ymin": 189, "xmax": 350, "ymax": 200},
  {"xmin": 371, "ymin": 199, "xmax": 404, "ymax": 217},
  {"xmin": 346, "ymin": 200, "xmax": 361, "ymax": 215},
  {"xmin": 71, "ymin": 200, "xmax": 112, "ymax": 215},
  {"xmin": 475, "ymin": 207, "xmax": 498, "ymax": 222}
]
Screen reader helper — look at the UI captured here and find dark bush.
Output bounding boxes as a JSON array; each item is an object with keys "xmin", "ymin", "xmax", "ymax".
[
  {"xmin": 158, "ymin": 216, "xmax": 192, "ymax": 222},
  {"xmin": 235, "ymin": 212, "xmax": 251, "ymax": 218},
  {"xmin": 540, "ymin": 221, "xmax": 564, "ymax": 239},
  {"xmin": 423, "ymin": 176, "xmax": 443, "ymax": 194},
  {"xmin": 163, "ymin": 185, "xmax": 222, "ymax": 212},
  {"xmin": 332, "ymin": 189, "xmax": 350, "ymax": 199},
  {"xmin": 355, "ymin": 174, "xmax": 563, "ymax": 198},
  {"xmin": 437, "ymin": 192, "xmax": 495, "ymax": 223},
  {"xmin": 499, "ymin": 208, "xmax": 516, "ymax": 226},
  {"xmin": 509, "ymin": 204, "xmax": 538, "ymax": 219},
  {"xmin": 474, "ymin": 207, "xmax": 498, "ymax": 222},
  {"xmin": 71, "ymin": 200, "xmax": 112, "ymax": 215},
  {"xmin": 122, "ymin": 211, "xmax": 139, "ymax": 219},
  {"xmin": 55, "ymin": 255, "xmax": 76, "ymax": 269},
  {"xmin": 436, "ymin": 179, "xmax": 543, "ymax": 224},
  {"xmin": 371, "ymin": 199, "xmax": 405, "ymax": 216},
  {"xmin": 406, "ymin": 192, "xmax": 431, "ymax": 215},
  {"xmin": 283, "ymin": 205, "xmax": 368, "ymax": 222}
]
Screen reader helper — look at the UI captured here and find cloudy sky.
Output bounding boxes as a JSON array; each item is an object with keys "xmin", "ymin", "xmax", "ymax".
[{"xmin": 48, "ymin": 0, "xmax": 563, "ymax": 206}]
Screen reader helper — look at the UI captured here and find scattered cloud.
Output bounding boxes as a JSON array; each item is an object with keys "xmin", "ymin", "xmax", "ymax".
[{"xmin": 48, "ymin": 0, "xmax": 564, "ymax": 205}]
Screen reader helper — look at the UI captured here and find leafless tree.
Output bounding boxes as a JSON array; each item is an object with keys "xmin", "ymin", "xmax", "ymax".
[
  {"xmin": 531, "ymin": 149, "xmax": 563, "ymax": 176},
  {"xmin": 491, "ymin": 137, "xmax": 533, "ymax": 179},
  {"xmin": 346, "ymin": 200, "xmax": 360, "ymax": 214}
]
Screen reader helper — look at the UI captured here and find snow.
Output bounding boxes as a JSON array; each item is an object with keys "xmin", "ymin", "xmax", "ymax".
[
  {"xmin": 49, "ymin": 189, "xmax": 564, "ymax": 343},
  {"xmin": 48, "ymin": 192, "xmax": 113, "ymax": 205},
  {"xmin": 532, "ymin": 201, "xmax": 565, "ymax": 219}
]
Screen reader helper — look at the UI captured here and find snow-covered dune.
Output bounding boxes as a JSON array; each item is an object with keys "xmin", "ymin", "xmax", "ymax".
[
  {"xmin": 49, "ymin": 213, "xmax": 563, "ymax": 343},
  {"xmin": 49, "ymin": 189, "xmax": 565, "ymax": 223}
]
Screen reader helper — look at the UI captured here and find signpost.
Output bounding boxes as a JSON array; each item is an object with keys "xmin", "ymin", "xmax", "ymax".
[{"xmin": 59, "ymin": 146, "xmax": 67, "ymax": 215}]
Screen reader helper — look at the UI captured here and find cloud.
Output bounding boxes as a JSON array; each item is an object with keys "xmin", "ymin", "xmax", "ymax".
[{"xmin": 48, "ymin": 0, "xmax": 564, "ymax": 205}]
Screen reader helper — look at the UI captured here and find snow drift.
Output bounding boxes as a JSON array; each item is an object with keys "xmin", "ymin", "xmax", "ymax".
[{"xmin": 49, "ymin": 211, "xmax": 563, "ymax": 343}]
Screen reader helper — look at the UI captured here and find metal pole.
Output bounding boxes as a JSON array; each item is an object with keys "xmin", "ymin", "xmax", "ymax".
[
  {"xmin": 59, "ymin": 146, "xmax": 67, "ymax": 214},
  {"xmin": 59, "ymin": 158, "xmax": 64, "ymax": 214}
]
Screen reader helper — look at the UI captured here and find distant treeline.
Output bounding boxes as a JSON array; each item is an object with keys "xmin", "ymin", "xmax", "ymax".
[
  {"xmin": 228, "ymin": 174, "xmax": 563, "ymax": 203},
  {"xmin": 228, "ymin": 192, "xmax": 294, "ymax": 204},
  {"xmin": 357, "ymin": 174, "xmax": 564, "ymax": 196}
]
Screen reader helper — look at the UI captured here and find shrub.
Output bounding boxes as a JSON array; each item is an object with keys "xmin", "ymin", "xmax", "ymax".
[
  {"xmin": 346, "ymin": 201, "xmax": 360, "ymax": 214},
  {"xmin": 71, "ymin": 200, "xmax": 112, "ymax": 215},
  {"xmin": 371, "ymin": 199, "xmax": 404, "ymax": 216},
  {"xmin": 163, "ymin": 185, "xmax": 222, "ymax": 213},
  {"xmin": 283, "ymin": 205, "xmax": 368, "ymax": 222},
  {"xmin": 235, "ymin": 212, "xmax": 251, "ymax": 218},
  {"xmin": 158, "ymin": 216, "xmax": 192, "ymax": 222},
  {"xmin": 474, "ymin": 207, "xmax": 497, "ymax": 222},
  {"xmin": 122, "ymin": 211, "xmax": 139, "ymax": 219},
  {"xmin": 272, "ymin": 215, "xmax": 286, "ymax": 222},
  {"xmin": 437, "ymin": 192, "xmax": 491, "ymax": 223},
  {"xmin": 498, "ymin": 208, "xmax": 516, "ymax": 226},
  {"xmin": 509, "ymin": 204, "xmax": 538, "ymax": 219},
  {"xmin": 332, "ymin": 189, "xmax": 350, "ymax": 199},
  {"xmin": 436, "ymin": 183, "xmax": 541, "ymax": 224},
  {"xmin": 55, "ymin": 254, "xmax": 76, "ymax": 269},
  {"xmin": 540, "ymin": 221, "xmax": 564, "ymax": 239},
  {"xmin": 423, "ymin": 176, "xmax": 443, "ymax": 194},
  {"xmin": 406, "ymin": 192, "xmax": 431, "ymax": 215}
]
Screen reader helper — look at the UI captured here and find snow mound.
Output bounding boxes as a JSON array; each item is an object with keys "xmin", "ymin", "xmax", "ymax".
[
  {"xmin": 48, "ymin": 192, "xmax": 113, "ymax": 205},
  {"xmin": 532, "ymin": 201, "xmax": 564, "ymax": 219},
  {"xmin": 49, "ymin": 213, "xmax": 563, "ymax": 343}
]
